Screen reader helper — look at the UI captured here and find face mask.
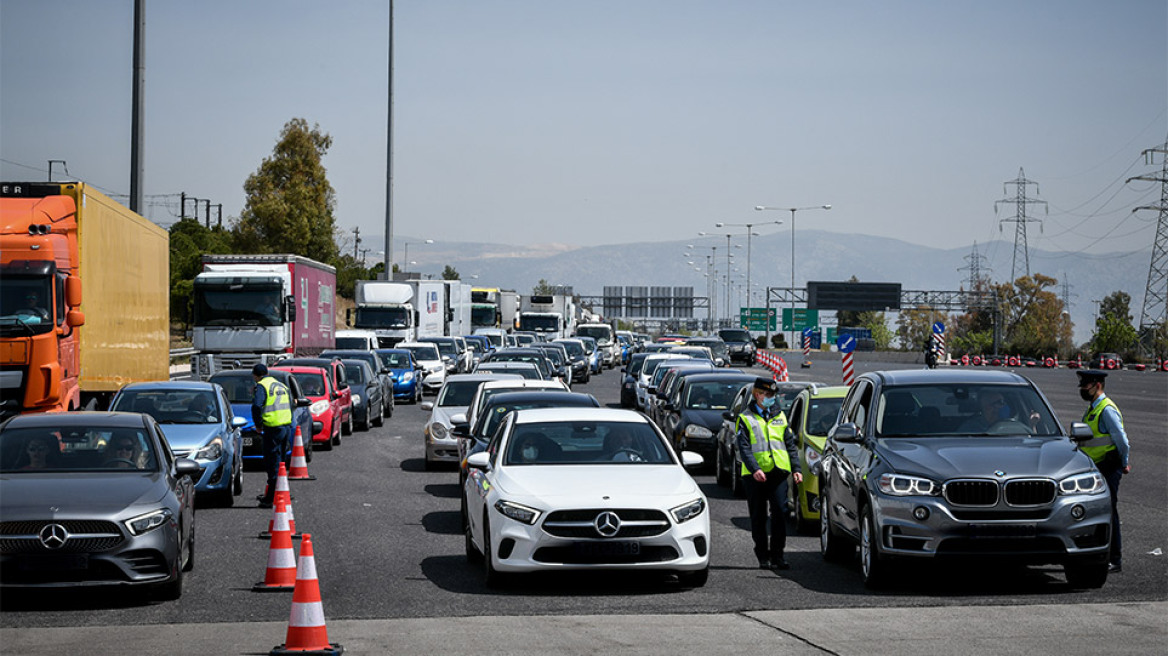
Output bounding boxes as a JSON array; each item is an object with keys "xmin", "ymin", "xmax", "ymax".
[
  {"xmin": 1079, "ymin": 388, "xmax": 1094, "ymax": 401},
  {"xmin": 522, "ymin": 446, "xmax": 538, "ymax": 460},
  {"xmin": 759, "ymin": 396, "xmax": 777, "ymax": 409}
]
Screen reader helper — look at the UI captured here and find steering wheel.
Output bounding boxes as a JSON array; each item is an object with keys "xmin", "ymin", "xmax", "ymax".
[
  {"xmin": 986, "ymin": 418, "xmax": 1032, "ymax": 435},
  {"xmin": 102, "ymin": 458, "xmax": 137, "ymax": 468},
  {"xmin": 613, "ymin": 448, "xmax": 644, "ymax": 463}
]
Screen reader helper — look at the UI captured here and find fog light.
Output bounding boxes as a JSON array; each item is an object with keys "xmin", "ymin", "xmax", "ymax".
[
  {"xmin": 1071, "ymin": 504, "xmax": 1086, "ymax": 520},
  {"xmin": 913, "ymin": 506, "xmax": 930, "ymax": 521}
]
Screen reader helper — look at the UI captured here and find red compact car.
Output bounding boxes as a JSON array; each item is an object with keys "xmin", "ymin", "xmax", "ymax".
[{"xmin": 272, "ymin": 364, "xmax": 352, "ymax": 450}]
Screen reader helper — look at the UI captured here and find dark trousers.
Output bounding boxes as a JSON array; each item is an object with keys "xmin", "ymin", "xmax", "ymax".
[
  {"xmin": 260, "ymin": 424, "xmax": 291, "ymax": 500},
  {"xmin": 743, "ymin": 470, "xmax": 790, "ymax": 562},
  {"xmin": 1099, "ymin": 461, "xmax": 1123, "ymax": 565}
]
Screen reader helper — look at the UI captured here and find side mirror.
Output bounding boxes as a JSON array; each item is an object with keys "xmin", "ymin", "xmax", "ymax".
[
  {"xmin": 66, "ymin": 309, "xmax": 85, "ymax": 327},
  {"xmin": 450, "ymin": 412, "xmax": 467, "ymax": 425},
  {"xmin": 65, "ymin": 275, "xmax": 83, "ymax": 306},
  {"xmin": 452, "ymin": 422, "xmax": 470, "ymax": 438},
  {"xmin": 285, "ymin": 295, "xmax": 297, "ymax": 322},
  {"xmin": 231, "ymin": 416, "xmax": 248, "ymax": 428},
  {"xmin": 296, "ymin": 397, "xmax": 311, "ymax": 408},
  {"xmin": 1069, "ymin": 422, "xmax": 1093, "ymax": 442},
  {"xmin": 466, "ymin": 452, "xmax": 490, "ymax": 470},
  {"xmin": 421, "ymin": 401, "xmax": 434, "ymax": 411},
  {"xmin": 680, "ymin": 451, "xmax": 704, "ymax": 468},
  {"xmin": 722, "ymin": 411, "xmax": 733, "ymax": 421},
  {"xmin": 831, "ymin": 422, "xmax": 862, "ymax": 443},
  {"xmin": 175, "ymin": 457, "xmax": 201, "ymax": 479}
]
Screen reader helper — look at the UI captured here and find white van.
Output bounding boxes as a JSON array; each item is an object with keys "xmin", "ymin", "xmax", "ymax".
[
  {"xmin": 335, "ymin": 329, "xmax": 379, "ymax": 351},
  {"xmin": 575, "ymin": 323, "xmax": 617, "ymax": 368}
]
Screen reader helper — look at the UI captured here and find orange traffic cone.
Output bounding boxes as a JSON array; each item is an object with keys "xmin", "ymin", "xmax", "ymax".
[
  {"xmin": 270, "ymin": 534, "xmax": 343, "ymax": 655},
  {"xmin": 261, "ymin": 462, "xmax": 297, "ymax": 538},
  {"xmin": 253, "ymin": 498, "xmax": 297, "ymax": 592},
  {"xmin": 288, "ymin": 426, "xmax": 316, "ymax": 481},
  {"xmin": 260, "ymin": 492, "xmax": 301, "ymax": 540}
]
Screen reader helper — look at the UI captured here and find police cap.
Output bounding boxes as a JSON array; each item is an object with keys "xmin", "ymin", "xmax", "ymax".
[
  {"xmin": 1075, "ymin": 369, "xmax": 1107, "ymax": 386},
  {"xmin": 252, "ymin": 363, "xmax": 268, "ymax": 377},
  {"xmin": 753, "ymin": 377, "xmax": 778, "ymax": 394}
]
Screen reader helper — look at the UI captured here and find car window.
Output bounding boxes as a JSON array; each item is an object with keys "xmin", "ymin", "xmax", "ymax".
[
  {"xmin": 0, "ymin": 424, "xmax": 158, "ymax": 472},
  {"xmin": 290, "ymin": 372, "xmax": 327, "ymax": 397},
  {"xmin": 504, "ymin": 420, "xmax": 672, "ymax": 466},
  {"xmin": 111, "ymin": 389, "xmax": 220, "ymax": 424},
  {"xmin": 806, "ymin": 396, "xmax": 844, "ymax": 437},
  {"xmin": 685, "ymin": 380, "xmax": 747, "ymax": 410},
  {"xmin": 875, "ymin": 384, "xmax": 1057, "ymax": 437},
  {"xmin": 844, "ymin": 381, "xmax": 874, "ymax": 435},
  {"xmin": 438, "ymin": 380, "xmax": 484, "ymax": 407},
  {"xmin": 343, "ymin": 363, "xmax": 367, "ymax": 384},
  {"xmin": 788, "ymin": 396, "xmax": 805, "ymax": 435}
]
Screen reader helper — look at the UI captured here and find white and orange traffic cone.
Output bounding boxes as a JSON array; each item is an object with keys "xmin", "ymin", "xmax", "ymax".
[
  {"xmin": 288, "ymin": 426, "xmax": 316, "ymax": 481},
  {"xmin": 270, "ymin": 534, "xmax": 343, "ymax": 655},
  {"xmin": 268, "ymin": 462, "xmax": 296, "ymax": 537},
  {"xmin": 253, "ymin": 498, "xmax": 297, "ymax": 592},
  {"xmin": 260, "ymin": 492, "xmax": 301, "ymax": 540}
]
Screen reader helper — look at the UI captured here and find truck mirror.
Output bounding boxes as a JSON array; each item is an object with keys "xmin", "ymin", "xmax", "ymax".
[
  {"xmin": 65, "ymin": 275, "xmax": 83, "ymax": 307},
  {"xmin": 285, "ymin": 295, "xmax": 297, "ymax": 322},
  {"xmin": 67, "ymin": 309, "xmax": 85, "ymax": 327}
]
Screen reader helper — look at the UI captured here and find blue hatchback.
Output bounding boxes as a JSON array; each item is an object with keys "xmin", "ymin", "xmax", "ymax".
[
  {"xmin": 110, "ymin": 381, "xmax": 246, "ymax": 505},
  {"xmin": 375, "ymin": 348, "xmax": 423, "ymax": 404}
]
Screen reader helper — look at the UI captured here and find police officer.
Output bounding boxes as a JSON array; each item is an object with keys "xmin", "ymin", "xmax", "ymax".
[
  {"xmin": 736, "ymin": 377, "xmax": 801, "ymax": 570},
  {"xmin": 1076, "ymin": 370, "xmax": 1131, "ymax": 572},
  {"xmin": 252, "ymin": 363, "xmax": 292, "ymax": 508}
]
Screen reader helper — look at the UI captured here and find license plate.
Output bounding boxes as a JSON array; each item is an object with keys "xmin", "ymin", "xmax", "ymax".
[
  {"xmin": 242, "ymin": 436, "xmax": 254, "ymax": 447},
  {"xmin": 573, "ymin": 541, "xmax": 640, "ymax": 556},
  {"xmin": 19, "ymin": 554, "xmax": 89, "ymax": 571},
  {"xmin": 967, "ymin": 524, "xmax": 1036, "ymax": 538}
]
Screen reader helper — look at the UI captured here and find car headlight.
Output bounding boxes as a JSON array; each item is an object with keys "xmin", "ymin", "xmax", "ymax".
[
  {"xmin": 671, "ymin": 498, "xmax": 706, "ymax": 523},
  {"xmin": 1059, "ymin": 472, "xmax": 1107, "ymax": 495},
  {"xmin": 352, "ymin": 394, "xmax": 362, "ymax": 406},
  {"xmin": 684, "ymin": 424, "xmax": 713, "ymax": 438},
  {"xmin": 804, "ymin": 446, "xmax": 822, "ymax": 473},
  {"xmin": 401, "ymin": 371, "xmax": 415, "ymax": 382},
  {"xmin": 310, "ymin": 400, "xmax": 330, "ymax": 416},
  {"xmin": 878, "ymin": 473, "xmax": 940, "ymax": 496},
  {"xmin": 494, "ymin": 500, "xmax": 541, "ymax": 525},
  {"xmin": 195, "ymin": 437, "xmax": 223, "ymax": 461},
  {"xmin": 431, "ymin": 422, "xmax": 448, "ymax": 440},
  {"xmin": 124, "ymin": 508, "xmax": 173, "ymax": 536}
]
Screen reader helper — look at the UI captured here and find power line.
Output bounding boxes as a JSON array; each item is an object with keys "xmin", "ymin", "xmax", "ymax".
[
  {"xmin": 994, "ymin": 168, "xmax": 1047, "ymax": 281},
  {"xmin": 1127, "ymin": 137, "xmax": 1168, "ymax": 338}
]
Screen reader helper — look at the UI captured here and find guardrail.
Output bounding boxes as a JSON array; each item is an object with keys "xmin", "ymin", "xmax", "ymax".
[{"xmin": 170, "ymin": 347, "xmax": 195, "ymax": 380}]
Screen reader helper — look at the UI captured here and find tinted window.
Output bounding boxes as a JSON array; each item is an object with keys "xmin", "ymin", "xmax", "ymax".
[
  {"xmin": 505, "ymin": 421, "xmax": 671, "ymax": 465},
  {"xmin": 1, "ymin": 424, "xmax": 158, "ymax": 472},
  {"xmin": 438, "ymin": 380, "xmax": 484, "ymax": 407},
  {"xmin": 111, "ymin": 389, "xmax": 220, "ymax": 424}
]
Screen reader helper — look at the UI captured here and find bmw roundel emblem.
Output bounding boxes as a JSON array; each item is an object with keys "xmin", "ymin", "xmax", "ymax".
[{"xmin": 994, "ymin": 470, "xmax": 1006, "ymax": 477}]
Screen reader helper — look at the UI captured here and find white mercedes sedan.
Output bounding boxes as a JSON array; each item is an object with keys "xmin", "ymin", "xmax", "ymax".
[{"xmin": 463, "ymin": 407, "xmax": 710, "ymax": 588}]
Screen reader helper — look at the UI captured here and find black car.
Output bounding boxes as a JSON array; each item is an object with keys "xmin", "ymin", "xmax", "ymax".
[
  {"xmin": 718, "ymin": 328, "xmax": 756, "ymax": 365},
  {"xmin": 339, "ymin": 359, "xmax": 385, "ymax": 431},
  {"xmin": 620, "ymin": 353, "xmax": 650, "ymax": 408},
  {"xmin": 819, "ymin": 369, "xmax": 1111, "ymax": 589},
  {"xmin": 0, "ymin": 412, "xmax": 199, "ymax": 599},
  {"xmin": 661, "ymin": 372, "xmax": 756, "ymax": 457},
  {"xmin": 320, "ymin": 349, "xmax": 395, "ymax": 418},
  {"xmin": 480, "ymin": 348, "xmax": 555, "ymax": 381},
  {"xmin": 711, "ymin": 380, "xmax": 818, "ymax": 497}
]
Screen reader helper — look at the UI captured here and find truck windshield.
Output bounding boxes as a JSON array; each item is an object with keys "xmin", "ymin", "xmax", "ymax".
[
  {"xmin": 471, "ymin": 306, "xmax": 496, "ymax": 327},
  {"xmin": 0, "ymin": 275, "xmax": 54, "ymax": 336},
  {"xmin": 194, "ymin": 285, "xmax": 283, "ymax": 327},
  {"xmin": 355, "ymin": 307, "xmax": 410, "ymax": 329},
  {"xmin": 576, "ymin": 326, "xmax": 612, "ymax": 344},
  {"xmin": 519, "ymin": 315, "xmax": 559, "ymax": 332}
]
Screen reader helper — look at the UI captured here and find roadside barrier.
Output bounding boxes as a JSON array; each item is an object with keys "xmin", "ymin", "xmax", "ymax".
[
  {"xmin": 1161, "ymin": 359, "xmax": 1168, "ymax": 372},
  {"xmin": 972, "ymin": 355, "xmax": 982, "ymax": 366},
  {"xmin": 842, "ymin": 351, "xmax": 855, "ymax": 386},
  {"xmin": 270, "ymin": 534, "xmax": 344, "ymax": 655},
  {"xmin": 756, "ymin": 351, "xmax": 789, "ymax": 382},
  {"xmin": 288, "ymin": 427, "xmax": 316, "ymax": 481},
  {"xmin": 1044, "ymin": 357, "xmax": 1056, "ymax": 368},
  {"xmin": 254, "ymin": 498, "xmax": 297, "ymax": 592}
]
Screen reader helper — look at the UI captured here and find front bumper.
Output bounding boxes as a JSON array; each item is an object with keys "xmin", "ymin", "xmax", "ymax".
[
  {"xmin": 426, "ymin": 432, "xmax": 460, "ymax": 463},
  {"xmin": 870, "ymin": 488, "xmax": 1112, "ymax": 563}
]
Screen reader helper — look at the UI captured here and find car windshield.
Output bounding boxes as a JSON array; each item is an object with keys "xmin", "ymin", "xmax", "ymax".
[
  {"xmin": 1, "ymin": 425, "xmax": 158, "ymax": 472},
  {"xmin": 719, "ymin": 329, "xmax": 751, "ymax": 343},
  {"xmin": 111, "ymin": 390, "xmax": 219, "ymax": 424},
  {"xmin": 404, "ymin": 345, "xmax": 441, "ymax": 362},
  {"xmin": 342, "ymin": 363, "xmax": 368, "ymax": 384},
  {"xmin": 576, "ymin": 326, "xmax": 613, "ymax": 343},
  {"xmin": 290, "ymin": 372, "xmax": 328, "ymax": 397},
  {"xmin": 875, "ymin": 384, "xmax": 1059, "ymax": 437},
  {"xmin": 805, "ymin": 396, "xmax": 845, "ymax": 437},
  {"xmin": 684, "ymin": 381, "xmax": 748, "ymax": 410},
  {"xmin": 643, "ymin": 356, "xmax": 687, "ymax": 377},
  {"xmin": 438, "ymin": 380, "xmax": 483, "ymax": 407},
  {"xmin": 422, "ymin": 339, "xmax": 457, "ymax": 357},
  {"xmin": 505, "ymin": 421, "xmax": 673, "ymax": 466},
  {"xmin": 556, "ymin": 341, "xmax": 585, "ymax": 357},
  {"xmin": 377, "ymin": 351, "xmax": 412, "ymax": 368},
  {"xmin": 477, "ymin": 363, "xmax": 541, "ymax": 380},
  {"xmin": 335, "ymin": 337, "xmax": 371, "ymax": 350},
  {"xmin": 209, "ymin": 374, "xmax": 256, "ymax": 403},
  {"xmin": 479, "ymin": 398, "xmax": 597, "ymax": 438}
]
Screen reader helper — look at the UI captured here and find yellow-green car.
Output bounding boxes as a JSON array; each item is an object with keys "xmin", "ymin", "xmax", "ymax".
[{"xmin": 786, "ymin": 385, "xmax": 849, "ymax": 533}]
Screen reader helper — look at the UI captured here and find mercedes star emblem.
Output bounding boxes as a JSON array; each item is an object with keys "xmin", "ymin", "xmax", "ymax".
[
  {"xmin": 39, "ymin": 523, "xmax": 69, "ymax": 549},
  {"xmin": 594, "ymin": 511, "xmax": 621, "ymax": 538}
]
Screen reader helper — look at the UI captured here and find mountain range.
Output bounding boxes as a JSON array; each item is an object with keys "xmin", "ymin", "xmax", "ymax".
[{"xmin": 375, "ymin": 231, "xmax": 1153, "ymax": 347}]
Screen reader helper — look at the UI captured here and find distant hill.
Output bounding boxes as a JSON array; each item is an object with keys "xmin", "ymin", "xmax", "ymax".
[{"xmin": 381, "ymin": 231, "xmax": 1152, "ymax": 347}]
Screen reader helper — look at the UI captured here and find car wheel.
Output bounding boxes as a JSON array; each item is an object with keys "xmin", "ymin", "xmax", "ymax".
[
  {"xmin": 182, "ymin": 516, "xmax": 195, "ymax": 572},
  {"xmin": 677, "ymin": 567, "xmax": 709, "ymax": 588},
  {"xmin": 155, "ymin": 562, "xmax": 183, "ymax": 601},
  {"xmin": 373, "ymin": 403, "xmax": 384, "ymax": 427},
  {"xmin": 233, "ymin": 459, "xmax": 244, "ymax": 495},
  {"xmin": 319, "ymin": 436, "xmax": 333, "ymax": 451},
  {"xmin": 714, "ymin": 446, "xmax": 729, "ymax": 487},
  {"xmin": 383, "ymin": 393, "xmax": 393, "ymax": 417},
  {"xmin": 342, "ymin": 412, "xmax": 353, "ymax": 436},
  {"xmin": 860, "ymin": 504, "xmax": 890, "ymax": 588},
  {"xmin": 820, "ymin": 487, "xmax": 853, "ymax": 563},
  {"xmin": 359, "ymin": 411, "xmax": 371, "ymax": 432},
  {"xmin": 793, "ymin": 482, "xmax": 814, "ymax": 535},
  {"xmin": 482, "ymin": 513, "xmax": 505, "ymax": 588},
  {"xmin": 729, "ymin": 453, "xmax": 744, "ymax": 498},
  {"xmin": 1065, "ymin": 559, "xmax": 1109, "ymax": 589},
  {"xmin": 219, "ymin": 480, "xmax": 235, "ymax": 507},
  {"xmin": 464, "ymin": 499, "xmax": 482, "ymax": 565}
]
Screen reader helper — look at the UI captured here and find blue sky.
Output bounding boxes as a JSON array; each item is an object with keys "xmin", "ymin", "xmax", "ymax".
[{"xmin": 2, "ymin": 0, "xmax": 1165, "ymax": 264}]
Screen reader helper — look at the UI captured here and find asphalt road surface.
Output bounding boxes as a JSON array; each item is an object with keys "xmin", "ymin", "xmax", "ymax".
[{"xmin": 2, "ymin": 353, "xmax": 1165, "ymax": 655}]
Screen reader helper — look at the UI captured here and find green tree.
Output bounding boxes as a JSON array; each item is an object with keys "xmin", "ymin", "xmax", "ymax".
[
  {"xmin": 896, "ymin": 306, "xmax": 943, "ymax": 352},
  {"xmin": 332, "ymin": 254, "xmax": 369, "ymax": 300},
  {"xmin": 168, "ymin": 218, "xmax": 235, "ymax": 329},
  {"xmin": 948, "ymin": 279, "xmax": 996, "ymax": 356},
  {"xmin": 1091, "ymin": 291, "xmax": 1139, "ymax": 358},
  {"xmin": 532, "ymin": 279, "xmax": 554, "ymax": 295},
  {"xmin": 442, "ymin": 265, "xmax": 460, "ymax": 280},
  {"xmin": 995, "ymin": 274, "xmax": 1072, "ymax": 357},
  {"xmin": 233, "ymin": 118, "xmax": 338, "ymax": 263}
]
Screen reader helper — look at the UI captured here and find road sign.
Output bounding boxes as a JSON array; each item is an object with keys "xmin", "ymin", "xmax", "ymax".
[
  {"xmin": 782, "ymin": 308, "xmax": 819, "ymax": 331},
  {"xmin": 837, "ymin": 334, "xmax": 857, "ymax": 354},
  {"xmin": 739, "ymin": 307, "xmax": 776, "ymax": 330},
  {"xmin": 933, "ymin": 321, "xmax": 945, "ymax": 335}
]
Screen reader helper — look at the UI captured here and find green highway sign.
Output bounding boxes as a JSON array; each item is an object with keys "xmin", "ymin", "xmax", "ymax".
[
  {"xmin": 739, "ymin": 307, "xmax": 776, "ymax": 330},
  {"xmin": 781, "ymin": 308, "xmax": 820, "ymax": 331}
]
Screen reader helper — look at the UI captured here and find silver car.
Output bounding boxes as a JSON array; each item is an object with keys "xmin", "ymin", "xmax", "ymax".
[{"xmin": 819, "ymin": 369, "xmax": 1112, "ymax": 589}]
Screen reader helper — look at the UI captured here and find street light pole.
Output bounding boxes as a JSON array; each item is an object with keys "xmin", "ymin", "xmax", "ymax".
[
  {"xmin": 755, "ymin": 204, "xmax": 831, "ymax": 348},
  {"xmin": 401, "ymin": 239, "xmax": 434, "ymax": 275},
  {"xmin": 717, "ymin": 219, "xmax": 783, "ymax": 332}
]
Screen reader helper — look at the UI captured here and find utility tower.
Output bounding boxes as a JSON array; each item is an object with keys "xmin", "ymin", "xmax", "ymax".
[
  {"xmin": 1126, "ymin": 139, "xmax": 1168, "ymax": 348},
  {"xmin": 994, "ymin": 168, "xmax": 1047, "ymax": 281},
  {"xmin": 958, "ymin": 241, "xmax": 992, "ymax": 290},
  {"xmin": 1060, "ymin": 272, "xmax": 1076, "ymax": 313}
]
